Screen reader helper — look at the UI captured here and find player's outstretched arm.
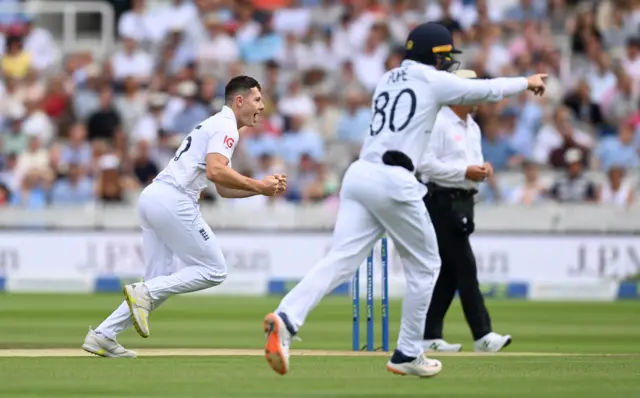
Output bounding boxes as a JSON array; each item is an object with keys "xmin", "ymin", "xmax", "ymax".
[
  {"xmin": 206, "ymin": 153, "xmax": 284, "ymax": 196},
  {"xmin": 433, "ymin": 72, "xmax": 548, "ymax": 106}
]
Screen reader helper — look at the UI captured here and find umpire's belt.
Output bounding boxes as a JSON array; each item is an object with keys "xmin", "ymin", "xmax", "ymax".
[{"xmin": 426, "ymin": 182, "xmax": 477, "ymax": 199}]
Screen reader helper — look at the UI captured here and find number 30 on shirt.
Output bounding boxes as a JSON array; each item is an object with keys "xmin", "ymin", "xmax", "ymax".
[{"xmin": 369, "ymin": 89, "xmax": 417, "ymax": 136}]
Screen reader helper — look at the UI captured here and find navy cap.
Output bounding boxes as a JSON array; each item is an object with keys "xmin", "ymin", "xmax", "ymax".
[{"xmin": 404, "ymin": 22, "xmax": 461, "ymax": 67}]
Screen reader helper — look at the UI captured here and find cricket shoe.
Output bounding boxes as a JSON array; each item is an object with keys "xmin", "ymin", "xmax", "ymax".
[
  {"xmin": 123, "ymin": 283, "xmax": 152, "ymax": 338},
  {"xmin": 263, "ymin": 312, "xmax": 296, "ymax": 375},
  {"xmin": 474, "ymin": 332, "xmax": 512, "ymax": 352},
  {"xmin": 422, "ymin": 339, "xmax": 462, "ymax": 353},
  {"xmin": 82, "ymin": 328, "xmax": 137, "ymax": 358},
  {"xmin": 386, "ymin": 350, "xmax": 442, "ymax": 378}
]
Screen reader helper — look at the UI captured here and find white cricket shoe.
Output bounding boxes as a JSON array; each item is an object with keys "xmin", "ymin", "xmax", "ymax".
[
  {"xmin": 423, "ymin": 339, "xmax": 462, "ymax": 352},
  {"xmin": 263, "ymin": 312, "xmax": 292, "ymax": 375},
  {"xmin": 82, "ymin": 328, "xmax": 137, "ymax": 358},
  {"xmin": 123, "ymin": 283, "xmax": 152, "ymax": 338},
  {"xmin": 386, "ymin": 355, "xmax": 442, "ymax": 378},
  {"xmin": 474, "ymin": 332, "xmax": 512, "ymax": 352}
]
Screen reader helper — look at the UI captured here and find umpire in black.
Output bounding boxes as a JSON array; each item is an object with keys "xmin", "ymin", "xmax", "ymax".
[{"xmin": 418, "ymin": 69, "xmax": 511, "ymax": 353}]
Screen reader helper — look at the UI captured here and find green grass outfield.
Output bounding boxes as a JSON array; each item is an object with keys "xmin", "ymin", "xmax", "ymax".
[{"xmin": 0, "ymin": 294, "xmax": 638, "ymax": 397}]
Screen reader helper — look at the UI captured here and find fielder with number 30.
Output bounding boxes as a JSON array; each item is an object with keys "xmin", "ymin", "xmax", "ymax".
[
  {"xmin": 262, "ymin": 22, "xmax": 547, "ymax": 377},
  {"xmin": 82, "ymin": 76, "xmax": 287, "ymax": 358}
]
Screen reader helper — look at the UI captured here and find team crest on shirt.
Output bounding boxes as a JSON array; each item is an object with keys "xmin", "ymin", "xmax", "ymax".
[
  {"xmin": 199, "ymin": 228, "xmax": 210, "ymax": 241},
  {"xmin": 223, "ymin": 135, "xmax": 235, "ymax": 149}
]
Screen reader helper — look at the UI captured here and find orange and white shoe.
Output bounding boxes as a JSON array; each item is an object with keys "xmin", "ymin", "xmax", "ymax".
[
  {"xmin": 386, "ymin": 350, "xmax": 442, "ymax": 378},
  {"xmin": 263, "ymin": 312, "xmax": 293, "ymax": 375}
]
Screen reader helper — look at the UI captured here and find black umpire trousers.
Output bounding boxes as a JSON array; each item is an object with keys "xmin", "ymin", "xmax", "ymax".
[{"xmin": 423, "ymin": 183, "xmax": 492, "ymax": 341}]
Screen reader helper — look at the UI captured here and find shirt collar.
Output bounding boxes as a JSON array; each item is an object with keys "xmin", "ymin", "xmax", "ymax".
[
  {"xmin": 221, "ymin": 105, "xmax": 238, "ymax": 125},
  {"xmin": 442, "ymin": 106, "xmax": 470, "ymax": 126}
]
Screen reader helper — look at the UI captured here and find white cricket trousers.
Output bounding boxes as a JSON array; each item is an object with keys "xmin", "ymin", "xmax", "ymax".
[
  {"xmin": 276, "ymin": 160, "xmax": 441, "ymax": 357},
  {"xmin": 95, "ymin": 182, "xmax": 227, "ymax": 340}
]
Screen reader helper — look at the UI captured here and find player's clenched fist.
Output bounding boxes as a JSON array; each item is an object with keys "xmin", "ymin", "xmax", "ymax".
[
  {"xmin": 273, "ymin": 173, "xmax": 287, "ymax": 193},
  {"xmin": 260, "ymin": 175, "xmax": 286, "ymax": 196}
]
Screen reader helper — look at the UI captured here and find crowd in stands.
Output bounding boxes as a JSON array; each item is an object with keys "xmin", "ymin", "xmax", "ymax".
[{"xmin": 0, "ymin": 0, "xmax": 639, "ymax": 209}]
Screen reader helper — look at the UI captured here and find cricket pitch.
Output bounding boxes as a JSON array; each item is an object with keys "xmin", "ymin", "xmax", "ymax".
[{"xmin": 0, "ymin": 349, "xmax": 636, "ymax": 357}]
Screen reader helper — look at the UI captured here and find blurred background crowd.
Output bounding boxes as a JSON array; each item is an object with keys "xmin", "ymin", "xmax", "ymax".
[{"xmin": 0, "ymin": 0, "xmax": 638, "ymax": 210}]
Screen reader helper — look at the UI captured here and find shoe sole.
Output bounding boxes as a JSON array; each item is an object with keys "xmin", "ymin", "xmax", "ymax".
[
  {"xmin": 123, "ymin": 286, "xmax": 150, "ymax": 339},
  {"xmin": 386, "ymin": 363, "xmax": 442, "ymax": 378},
  {"xmin": 263, "ymin": 313, "xmax": 288, "ymax": 375},
  {"xmin": 82, "ymin": 343, "xmax": 137, "ymax": 358}
]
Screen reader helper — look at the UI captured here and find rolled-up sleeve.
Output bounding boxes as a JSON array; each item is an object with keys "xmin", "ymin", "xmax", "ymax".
[{"xmin": 430, "ymin": 71, "xmax": 528, "ymax": 106}]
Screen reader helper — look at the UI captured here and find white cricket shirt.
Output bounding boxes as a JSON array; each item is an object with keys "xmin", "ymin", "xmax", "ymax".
[
  {"xmin": 358, "ymin": 60, "xmax": 528, "ymax": 172},
  {"xmin": 154, "ymin": 106, "xmax": 239, "ymax": 201},
  {"xmin": 418, "ymin": 106, "xmax": 483, "ymax": 190}
]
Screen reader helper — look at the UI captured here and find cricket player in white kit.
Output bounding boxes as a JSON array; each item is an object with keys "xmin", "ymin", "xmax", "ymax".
[
  {"xmin": 82, "ymin": 76, "xmax": 287, "ymax": 357},
  {"xmin": 263, "ymin": 22, "xmax": 547, "ymax": 377}
]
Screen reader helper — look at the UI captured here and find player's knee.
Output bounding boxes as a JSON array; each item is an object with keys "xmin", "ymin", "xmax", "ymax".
[{"xmin": 202, "ymin": 264, "xmax": 227, "ymax": 286}]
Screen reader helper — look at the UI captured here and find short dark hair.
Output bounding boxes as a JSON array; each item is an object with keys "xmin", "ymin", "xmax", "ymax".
[{"xmin": 224, "ymin": 76, "xmax": 261, "ymax": 104}]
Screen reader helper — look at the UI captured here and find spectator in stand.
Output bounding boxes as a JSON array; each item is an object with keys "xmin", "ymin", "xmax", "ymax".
[
  {"xmin": 593, "ymin": 122, "xmax": 640, "ymax": 171},
  {"xmin": 117, "ymin": 0, "xmax": 161, "ymax": 47},
  {"xmin": 597, "ymin": 165, "xmax": 635, "ymax": 206},
  {"xmin": 22, "ymin": 96, "xmax": 54, "ymax": 147},
  {"xmin": 569, "ymin": 6, "xmax": 602, "ymax": 55},
  {"xmin": 548, "ymin": 148, "xmax": 597, "ymax": 203},
  {"xmin": 60, "ymin": 122, "xmax": 92, "ymax": 170},
  {"xmin": 335, "ymin": 90, "xmax": 370, "ymax": 144},
  {"xmin": 50, "ymin": 162, "xmax": 94, "ymax": 206},
  {"xmin": 533, "ymin": 106, "xmax": 593, "ymax": 167},
  {"xmin": 508, "ymin": 161, "xmax": 547, "ymax": 205},
  {"xmin": 72, "ymin": 64, "xmax": 102, "ymax": 122},
  {"xmin": 351, "ymin": 20, "xmax": 390, "ymax": 92},
  {"xmin": 21, "ymin": 15, "xmax": 57, "ymax": 72},
  {"xmin": 1, "ymin": 34, "xmax": 31, "ymax": 80},
  {"xmin": 95, "ymin": 153, "xmax": 125, "ymax": 203},
  {"xmin": 110, "ymin": 36, "xmax": 154, "ymax": 86},
  {"xmin": 131, "ymin": 92, "xmax": 168, "ymax": 146},
  {"xmin": 280, "ymin": 114, "xmax": 324, "ymax": 166},
  {"xmin": 303, "ymin": 87, "xmax": 341, "ymax": 140},
  {"xmin": 131, "ymin": 139, "xmax": 159, "ymax": 187},
  {"xmin": 622, "ymin": 37, "xmax": 640, "ymax": 88},
  {"xmin": 563, "ymin": 79, "xmax": 604, "ymax": 129},
  {"xmin": 168, "ymin": 80, "xmax": 209, "ymax": 137},
  {"xmin": 601, "ymin": 69, "xmax": 639, "ymax": 129},
  {"xmin": 480, "ymin": 116, "xmax": 522, "ymax": 171},
  {"xmin": 197, "ymin": 14, "xmax": 240, "ymax": 72},
  {"xmin": 277, "ymin": 79, "xmax": 315, "ymax": 119},
  {"xmin": 9, "ymin": 170, "xmax": 48, "ymax": 208},
  {"xmin": 87, "ymin": 86, "xmax": 123, "ymax": 150},
  {"xmin": 242, "ymin": 120, "xmax": 280, "ymax": 160},
  {"xmin": 584, "ymin": 51, "xmax": 617, "ymax": 107},
  {"xmin": 41, "ymin": 75, "xmax": 72, "ymax": 136},
  {"xmin": 114, "ymin": 77, "xmax": 147, "ymax": 136},
  {"xmin": 2, "ymin": 109, "xmax": 27, "ymax": 155}
]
